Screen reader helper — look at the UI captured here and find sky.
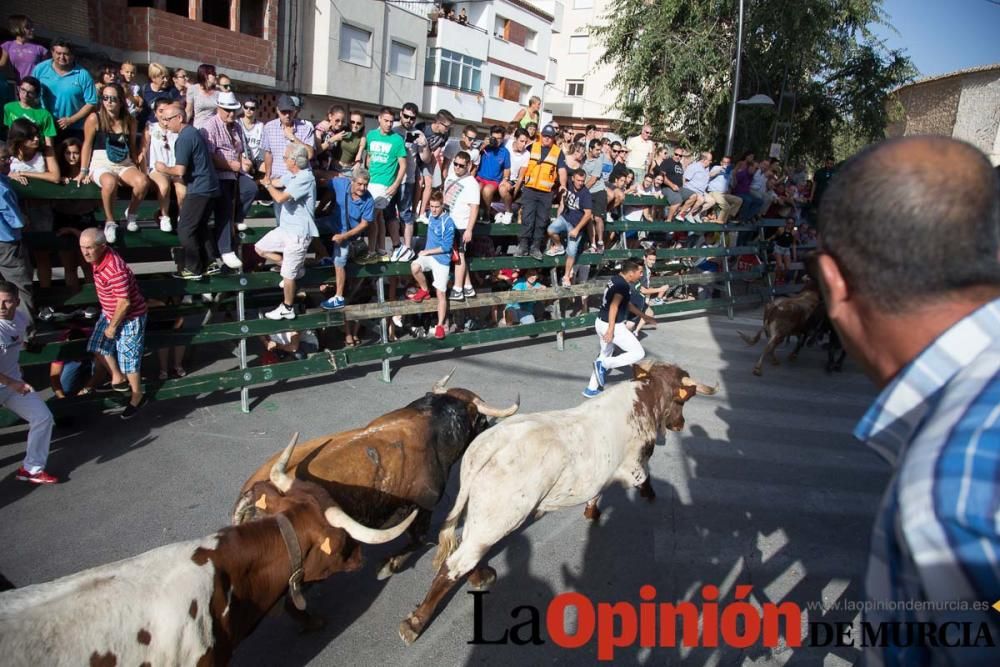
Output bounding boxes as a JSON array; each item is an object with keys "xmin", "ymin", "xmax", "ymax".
[{"xmin": 871, "ymin": 0, "xmax": 1000, "ymax": 78}]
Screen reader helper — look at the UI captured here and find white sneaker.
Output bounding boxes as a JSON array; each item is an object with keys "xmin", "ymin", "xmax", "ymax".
[
  {"xmin": 693, "ymin": 213, "xmax": 703, "ymax": 223},
  {"xmin": 126, "ymin": 220, "xmax": 139, "ymax": 232},
  {"xmin": 237, "ymin": 222, "xmax": 248, "ymax": 232},
  {"xmin": 159, "ymin": 215, "xmax": 172, "ymax": 233},
  {"xmin": 104, "ymin": 221, "xmax": 118, "ymax": 244},
  {"xmin": 221, "ymin": 252, "xmax": 243, "ymax": 269},
  {"xmin": 494, "ymin": 212, "xmax": 506, "ymax": 224},
  {"xmin": 265, "ymin": 303, "xmax": 296, "ymax": 320},
  {"xmin": 397, "ymin": 246, "xmax": 415, "ymax": 262}
]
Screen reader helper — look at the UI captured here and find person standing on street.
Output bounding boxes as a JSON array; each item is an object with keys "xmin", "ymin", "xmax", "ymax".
[
  {"xmin": 815, "ymin": 135, "xmax": 1000, "ymax": 667},
  {"xmin": 583, "ymin": 260, "xmax": 656, "ymax": 398},
  {"xmin": 516, "ymin": 124, "xmax": 567, "ymax": 260},
  {"xmin": 0, "ymin": 282, "xmax": 56, "ymax": 484}
]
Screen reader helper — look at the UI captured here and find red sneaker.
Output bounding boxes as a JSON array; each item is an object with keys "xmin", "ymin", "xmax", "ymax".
[
  {"xmin": 15, "ymin": 467, "xmax": 58, "ymax": 485},
  {"xmin": 434, "ymin": 325, "xmax": 446, "ymax": 339},
  {"xmin": 407, "ymin": 288, "xmax": 431, "ymax": 302}
]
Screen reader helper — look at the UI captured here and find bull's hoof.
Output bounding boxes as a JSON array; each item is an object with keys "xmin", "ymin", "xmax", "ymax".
[
  {"xmin": 752, "ymin": 366, "xmax": 763, "ymax": 377},
  {"xmin": 399, "ymin": 616, "xmax": 422, "ymax": 645},
  {"xmin": 584, "ymin": 504, "xmax": 602, "ymax": 521},
  {"xmin": 296, "ymin": 612, "xmax": 326, "ymax": 634},
  {"xmin": 789, "ymin": 353, "xmax": 798, "ymax": 361},
  {"xmin": 376, "ymin": 560, "xmax": 396, "ymax": 581},
  {"xmin": 770, "ymin": 358, "xmax": 781, "ymax": 366},
  {"xmin": 469, "ymin": 566, "xmax": 497, "ymax": 590},
  {"xmin": 638, "ymin": 480, "xmax": 656, "ymax": 502},
  {"xmin": 834, "ymin": 362, "xmax": 844, "ymax": 373}
]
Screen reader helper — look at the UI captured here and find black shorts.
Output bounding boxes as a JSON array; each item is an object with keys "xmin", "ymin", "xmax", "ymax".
[{"xmin": 590, "ymin": 190, "xmax": 608, "ymax": 219}]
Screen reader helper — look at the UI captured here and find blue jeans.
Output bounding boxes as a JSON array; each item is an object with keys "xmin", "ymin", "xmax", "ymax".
[
  {"xmin": 547, "ymin": 216, "xmax": 584, "ymax": 257},
  {"xmin": 392, "ymin": 180, "xmax": 416, "ymax": 226}
]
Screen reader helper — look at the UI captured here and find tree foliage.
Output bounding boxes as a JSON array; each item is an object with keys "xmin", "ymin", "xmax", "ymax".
[{"xmin": 592, "ymin": 0, "xmax": 915, "ymax": 165}]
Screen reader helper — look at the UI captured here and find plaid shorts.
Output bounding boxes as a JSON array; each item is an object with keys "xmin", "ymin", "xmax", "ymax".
[{"xmin": 87, "ymin": 314, "xmax": 147, "ymax": 374}]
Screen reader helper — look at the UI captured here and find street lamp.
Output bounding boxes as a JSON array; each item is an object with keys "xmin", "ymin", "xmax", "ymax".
[{"xmin": 724, "ymin": 1, "xmax": 777, "ymax": 156}]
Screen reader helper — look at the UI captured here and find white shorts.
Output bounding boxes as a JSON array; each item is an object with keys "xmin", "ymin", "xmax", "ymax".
[
  {"xmin": 774, "ymin": 245, "xmax": 792, "ymax": 257},
  {"xmin": 255, "ymin": 227, "xmax": 312, "ymax": 280},
  {"xmin": 368, "ymin": 182, "xmax": 392, "ymax": 210},
  {"xmin": 414, "ymin": 254, "xmax": 451, "ymax": 292},
  {"xmin": 91, "ymin": 150, "xmax": 139, "ymax": 183}
]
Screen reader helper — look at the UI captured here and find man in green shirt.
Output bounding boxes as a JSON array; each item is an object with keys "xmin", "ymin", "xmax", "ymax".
[
  {"xmin": 3, "ymin": 77, "xmax": 57, "ymax": 147},
  {"xmin": 364, "ymin": 106, "xmax": 406, "ymax": 259}
]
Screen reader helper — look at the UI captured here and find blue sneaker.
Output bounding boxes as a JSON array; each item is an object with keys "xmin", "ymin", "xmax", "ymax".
[
  {"xmin": 593, "ymin": 359, "xmax": 607, "ymax": 387},
  {"xmin": 318, "ymin": 256, "xmax": 336, "ymax": 267},
  {"xmin": 320, "ymin": 296, "xmax": 346, "ymax": 310},
  {"xmin": 582, "ymin": 387, "xmax": 602, "ymax": 399}
]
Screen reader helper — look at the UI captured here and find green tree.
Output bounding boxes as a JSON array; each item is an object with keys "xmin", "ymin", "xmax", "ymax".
[{"xmin": 593, "ymin": 0, "xmax": 915, "ymax": 165}]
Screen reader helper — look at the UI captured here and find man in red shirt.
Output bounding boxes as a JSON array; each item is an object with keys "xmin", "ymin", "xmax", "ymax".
[{"xmin": 80, "ymin": 227, "xmax": 148, "ymax": 419}]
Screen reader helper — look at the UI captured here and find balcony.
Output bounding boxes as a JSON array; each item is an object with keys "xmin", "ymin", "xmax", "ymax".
[{"xmin": 428, "ymin": 17, "xmax": 489, "ymax": 61}]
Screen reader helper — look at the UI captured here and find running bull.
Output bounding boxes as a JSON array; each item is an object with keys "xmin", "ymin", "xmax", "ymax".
[
  {"xmin": 738, "ymin": 283, "xmax": 822, "ymax": 376},
  {"xmin": 398, "ymin": 360, "xmax": 716, "ymax": 644},
  {"xmin": 0, "ymin": 435, "xmax": 416, "ymax": 667},
  {"xmin": 233, "ymin": 370, "xmax": 519, "ymax": 580}
]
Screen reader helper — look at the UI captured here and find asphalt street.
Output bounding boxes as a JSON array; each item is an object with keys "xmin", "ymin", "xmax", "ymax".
[{"xmin": 0, "ymin": 309, "xmax": 886, "ymax": 666}]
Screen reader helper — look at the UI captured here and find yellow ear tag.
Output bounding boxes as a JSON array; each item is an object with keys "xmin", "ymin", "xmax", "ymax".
[
  {"xmin": 320, "ymin": 537, "xmax": 332, "ymax": 555},
  {"xmin": 255, "ymin": 494, "xmax": 268, "ymax": 510},
  {"xmin": 677, "ymin": 388, "xmax": 689, "ymax": 400}
]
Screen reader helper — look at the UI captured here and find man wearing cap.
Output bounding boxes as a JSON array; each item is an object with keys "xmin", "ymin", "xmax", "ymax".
[
  {"xmin": 516, "ymin": 123, "xmax": 567, "ymax": 260},
  {"xmin": 262, "ymin": 94, "xmax": 315, "ymax": 224},
  {"xmin": 200, "ymin": 91, "xmax": 256, "ymax": 270}
]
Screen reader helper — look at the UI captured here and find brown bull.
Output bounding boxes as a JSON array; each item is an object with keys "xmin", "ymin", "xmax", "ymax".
[
  {"xmin": 233, "ymin": 370, "xmax": 518, "ymax": 585},
  {"xmin": 738, "ymin": 284, "xmax": 822, "ymax": 376}
]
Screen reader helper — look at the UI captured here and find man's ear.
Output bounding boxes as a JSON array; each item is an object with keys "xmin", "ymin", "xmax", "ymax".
[{"xmin": 817, "ymin": 253, "xmax": 848, "ymax": 320}]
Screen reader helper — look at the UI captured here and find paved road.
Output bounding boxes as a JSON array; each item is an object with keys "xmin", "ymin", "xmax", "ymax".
[{"xmin": 0, "ymin": 310, "xmax": 886, "ymax": 665}]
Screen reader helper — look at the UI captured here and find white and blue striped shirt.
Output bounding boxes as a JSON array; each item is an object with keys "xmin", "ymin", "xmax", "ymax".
[{"xmin": 855, "ymin": 298, "xmax": 1000, "ymax": 666}]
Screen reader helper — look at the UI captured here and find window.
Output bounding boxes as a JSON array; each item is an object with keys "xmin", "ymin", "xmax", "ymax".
[
  {"xmin": 574, "ymin": 0, "xmax": 594, "ymax": 8},
  {"xmin": 567, "ymin": 80, "xmax": 584, "ymax": 97},
  {"xmin": 569, "ymin": 35, "xmax": 588, "ymax": 54},
  {"xmin": 494, "ymin": 16, "xmax": 509, "ymax": 40},
  {"xmin": 490, "ymin": 75, "xmax": 521, "ymax": 102},
  {"xmin": 426, "ymin": 48, "xmax": 483, "ymax": 93},
  {"xmin": 127, "ymin": 1, "xmax": 155, "ymax": 7},
  {"xmin": 389, "ymin": 41, "xmax": 416, "ymax": 79},
  {"xmin": 202, "ymin": 1, "xmax": 229, "ymax": 29},
  {"xmin": 165, "ymin": 0, "xmax": 187, "ymax": 17},
  {"xmin": 240, "ymin": 0, "xmax": 266, "ymax": 37},
  {"xmin": 524, "ymin": 28, "xmax": 537, "ymax": 52},
  {"xmin": 340, "ymin": 23, "xmax": 373, "ymax": 67}
]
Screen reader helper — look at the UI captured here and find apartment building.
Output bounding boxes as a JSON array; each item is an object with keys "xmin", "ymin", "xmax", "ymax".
[
  {"xmin": 544, "ymin": 0, "xmax": 622, "ymax": 129},
  {"xmin": 3, "ymin": 0, "xmax": 284, "ymax": 89},
  {"xmin": 417, "ymin": 0, "xmax": 559, "ymax": 126}
]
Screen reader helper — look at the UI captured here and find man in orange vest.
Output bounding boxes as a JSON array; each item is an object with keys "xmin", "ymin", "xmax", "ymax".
[{"xmin": 516, "ymin": 124, "xmax": 568, "ymax": 260}]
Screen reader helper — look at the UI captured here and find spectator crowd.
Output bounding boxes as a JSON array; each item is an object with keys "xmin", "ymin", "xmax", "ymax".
[{"xmin": 0, "ymin": 13, "xmax": 834, "ymax": 484}]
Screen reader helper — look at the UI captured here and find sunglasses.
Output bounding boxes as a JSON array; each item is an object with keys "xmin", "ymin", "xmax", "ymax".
[
  {"xmin": 401, "ymin": 113, "xmax": 416, "ymax": 120},
  {"xmin": 453, "ymin": 162, "xmax": 468, "ymax": 169},
  {"xmin": 243, "ymin": 105, "xmax": 256, "ymax": 110},
  {"xmin": 464, "ymin": 135, "xmax": 477, "ymax": 141},
  {"xmin": 102, "ymin": 96, "xmax": 120, "ymax": 102},
  {"xmin": 219, "ymin": 83, "xmax": 232, "ymax": 90},
  {"xmin": 19, "ymin": 88, "xmax": 38, "ymax": 96},
  {"xmin": 674, "ymin": 153, "xmax": 682, "ymax": 157},
  {"xmin": 350, "ymin": 120, "xmax": 364, "ymax": 126}
]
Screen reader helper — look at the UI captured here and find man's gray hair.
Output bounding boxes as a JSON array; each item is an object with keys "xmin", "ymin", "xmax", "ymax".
[
  {"xmin": 81, "ymin": 227, "xmax": 107, "ymax": 246},
  {"xmin": 287, "ymin": 144, "xmax": 310, "ymax": 169},
  {"xmin": 352, "ymin": 168, "xmax": 371, "ymax": 183}
]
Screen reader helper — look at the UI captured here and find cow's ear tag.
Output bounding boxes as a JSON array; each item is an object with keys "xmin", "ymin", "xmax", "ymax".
[
  {"xmin": 255, "ymin": 494, "xmax": 268, "ymax": 510},
  {"xmin": 320, "ymin": 537, "xmax": 332, "ymax": 555},
  {"xmin": 633, "ymin": 365, "xmax": 650, "ymax": 381},
  {"xmin": 676, "ymin": 387, "xmax": 690, "ymax": 400}
]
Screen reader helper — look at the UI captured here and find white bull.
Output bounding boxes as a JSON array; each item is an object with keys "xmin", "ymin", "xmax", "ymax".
[{"xmin": 398, "ymin": 360, "xmax": 716, "ymax": 644}]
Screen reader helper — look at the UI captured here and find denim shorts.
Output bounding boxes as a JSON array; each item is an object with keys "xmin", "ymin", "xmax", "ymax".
[
  {"xmin": 332, "ymin": 240, "xmax": 351, "ymax": 267},
  {"xmin": 547, "ymin": 216, "xmax": 583, "ymax": 257}
]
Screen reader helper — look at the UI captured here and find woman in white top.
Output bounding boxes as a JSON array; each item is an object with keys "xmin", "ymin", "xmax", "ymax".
[
  {"xmin": 6, "ymin": 118, "xmax": 61, "ymax": 286},
  {"xmin": 143, "ymin": 98, "xmax": 185, "ymax": 233},
  {"xmin": 185, "ymin": 63, "xmax": 219, "ymax": 130}
]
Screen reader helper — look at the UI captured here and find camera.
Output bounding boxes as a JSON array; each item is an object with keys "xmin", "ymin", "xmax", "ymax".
[{"xmin": 406, "ymin": 132, "xmax": 418, "ymax": 143}]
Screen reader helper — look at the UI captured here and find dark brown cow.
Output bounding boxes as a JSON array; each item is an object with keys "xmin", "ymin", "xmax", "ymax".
[
  {"xmin": 738, "ymin": 283, "xmax": 822, "ymax": 375},
  {"xmin": 0, "ymin": 435, "xmax": 415, "ymax": 666},
  {"xmin": 233, "ymin": 371, "xmax": 519, "ymax": 581}
]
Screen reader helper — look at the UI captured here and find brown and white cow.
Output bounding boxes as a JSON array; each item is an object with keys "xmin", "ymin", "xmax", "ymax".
[
  {"xmin": 0, "ymin": 435, "xmax": 416, "ymax": 667},
  {"xmin": 233, "ymin": 371, "xmax": 518, "ymax": 581},
  {"xmin": 398, "ymin": 361, "xmax": 716, "ymax": 644},
  {"xmin": 738, "ymin": 283, "xmax": 822, "ymax": 375}
]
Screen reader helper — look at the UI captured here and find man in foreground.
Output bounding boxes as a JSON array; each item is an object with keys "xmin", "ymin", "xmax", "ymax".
[{"xmin": 815, "ymin": 135, "xmax": 1000, "ymax": 666}]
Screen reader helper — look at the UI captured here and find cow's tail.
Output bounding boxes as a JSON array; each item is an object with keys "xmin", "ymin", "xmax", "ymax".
[
  {"xmin": 432, "ymin": 482, "xmax": 470, "ymax": 572},
  {"xmin": 738, "ymin": 328, "xmax": 764, "ymax": 346}
]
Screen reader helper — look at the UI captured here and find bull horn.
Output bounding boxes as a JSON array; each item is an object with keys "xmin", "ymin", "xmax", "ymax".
[
  {"xmin": 681, "ymin": 376, "xmax": 719, "ymax": 395},
  {"xmin": 268, "ymin": 432, "xmax": 299, "ymax": 494},
  {"xmin": 473, "ymin": 394, "xmax": 520, "ymax": 418},
  {"xmin": 432, "ymin": 367, "xmax": 457, "ymax": 394},
  {"xmin": 324, "ymin": 506, "xmax": 419, "ymax": 545}
]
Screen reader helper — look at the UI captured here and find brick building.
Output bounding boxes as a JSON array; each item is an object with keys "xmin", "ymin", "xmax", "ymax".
[{"xmin": 3, "ymin": 0, "xmax": 288, "ymax": 93}]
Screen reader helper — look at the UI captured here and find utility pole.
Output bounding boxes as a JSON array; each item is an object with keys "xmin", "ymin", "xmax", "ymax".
[{"xmin": 724, "ymin": 0, "xmax": 744, "ymax": 157}]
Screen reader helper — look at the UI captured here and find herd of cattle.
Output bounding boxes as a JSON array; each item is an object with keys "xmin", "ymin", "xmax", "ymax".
[
  {"xmin": 0, "ymin": 284, "xmax": 844, "ymax": 664},
  {"xmin": 0, "ymin": 362, "xmax": 717, "ymax": 665}
]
